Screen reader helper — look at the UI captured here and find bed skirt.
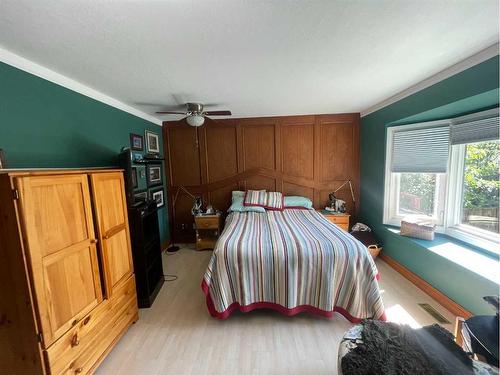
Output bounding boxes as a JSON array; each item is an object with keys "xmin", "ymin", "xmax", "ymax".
[{"xmin": 201, "ymin": 277, "xmax": 387, "ymax": 322}]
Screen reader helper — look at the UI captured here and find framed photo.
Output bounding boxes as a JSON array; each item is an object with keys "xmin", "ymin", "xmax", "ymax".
[
  {"xmin": 147, "ymin": 164, "xmax": 162, "ymax": 186},
  {"xmin": 134, "ymin": 191, "xmax": 148, "ymax": 203},
  {"xmin": 145, "ymin": 130, "xmax": 160, "ymax": 154},
  {"xmin": 150, "ymin": 188, "xmax": 165, "ymax": 208},
  {"xmin": 133, "ymin": 153, "xmax": 143, "ymax": 163},
  {"xmin": 131, "ymin": 167, "xmax": 138, "ymax": 189},
  {"xmin": 129, "ymin": 133, "xmax": 144, "ymax": 151}
]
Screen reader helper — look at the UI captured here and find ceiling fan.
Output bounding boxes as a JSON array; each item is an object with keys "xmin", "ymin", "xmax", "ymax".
[{"xmin": 156, "ymin": 102, "xmax": 232, "ymax": 127}]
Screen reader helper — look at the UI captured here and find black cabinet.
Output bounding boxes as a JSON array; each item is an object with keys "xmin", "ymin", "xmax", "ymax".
[{"xmin": 128, "ymin": 202, "xmax": 164, "ymax": 308}]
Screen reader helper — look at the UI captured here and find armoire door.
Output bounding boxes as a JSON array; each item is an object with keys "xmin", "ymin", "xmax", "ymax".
[
  {"xmin": 90, "ymin": 172, "xmax": 134, "ymax": 297},
  {"xmin": 15, "ymin": 174, "xmax": 103, "ymax": 347}
]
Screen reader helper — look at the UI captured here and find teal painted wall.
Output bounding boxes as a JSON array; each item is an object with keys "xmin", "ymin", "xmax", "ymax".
[
  {"xmin": 0, "ymin": 62, "xmax": 169, "ymax": 244},
  {"xmin": 360, "ymin": 56, "xmax": 499, "ymax": 315}
]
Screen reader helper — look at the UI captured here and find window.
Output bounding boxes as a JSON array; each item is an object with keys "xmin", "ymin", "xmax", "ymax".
[
  {"xmin": 460, "ymin": 140, "xmax": 499, "ymax": 234},
  {"xmin": 384, "ymin": 109, "xmax": 500, "ymax": 254},
  {"xmin": 387, "ymin": 172, "xmax": 446, "ymax": 225},
  {"xmin": 385, "ymin": 121, "xmax": 449, "ymax": 226}
]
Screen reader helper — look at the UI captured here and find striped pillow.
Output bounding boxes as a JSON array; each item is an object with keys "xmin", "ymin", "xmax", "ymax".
[{"xmin": 244, "ymin": 190, "xmax": 284, "ymax": 211}]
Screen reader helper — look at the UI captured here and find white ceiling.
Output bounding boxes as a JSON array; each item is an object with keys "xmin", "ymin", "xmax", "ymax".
[{"xmin": 0, "ymin": 0, "xmax": 498, "ymax": 123}]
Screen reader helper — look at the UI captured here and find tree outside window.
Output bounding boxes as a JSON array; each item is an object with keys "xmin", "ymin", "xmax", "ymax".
[{"xmin": 462, "ymin": 140, "xmax": 500, "ymax": 233}]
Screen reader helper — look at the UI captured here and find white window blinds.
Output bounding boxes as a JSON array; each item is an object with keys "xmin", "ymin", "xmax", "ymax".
[
  {"xmin": 451, "ymin": 115, "xmax": 499, "ymax": 145},
  {"xmin": 391, "ymin": 126, "xmax": 450, "ymax": 173}
]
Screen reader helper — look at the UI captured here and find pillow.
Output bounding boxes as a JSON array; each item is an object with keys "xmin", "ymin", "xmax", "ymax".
[
  {"xmin": 232, "ymin": 190, "xmax": 264, "ymax": 200},
  {"xmin": 228, "ymin": 194, "xmax": 266, "ymax": 213},
  {"xmin": 232, "ymin": 190, "xmax": 245, "ymax": 200},
  {"xmin": 244, "ymin": 190, "xmax": 284, "ymax": 211},
  {"xmin": 284, "ymin": 196, "xmax": 313, "ymax": 209}
]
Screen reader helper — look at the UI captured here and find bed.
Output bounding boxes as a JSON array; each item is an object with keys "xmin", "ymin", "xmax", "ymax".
[{"xmin": 201, "ymin": 208, "xmax": 386, "ymax": 321}]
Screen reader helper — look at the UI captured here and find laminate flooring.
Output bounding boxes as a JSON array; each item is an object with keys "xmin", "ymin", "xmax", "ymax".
[{"xmin": 96, "ymin": 245, "xmax": 456, "ymax": 375}]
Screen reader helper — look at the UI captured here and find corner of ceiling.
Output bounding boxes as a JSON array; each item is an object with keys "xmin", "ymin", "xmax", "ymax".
[
  {"xmin": 360, "ymin": 42, "xmax": 500, "ymax": 118},
  {"xmin": 0, "ymin": 46, "xmax": 163, "ymax": 126}
]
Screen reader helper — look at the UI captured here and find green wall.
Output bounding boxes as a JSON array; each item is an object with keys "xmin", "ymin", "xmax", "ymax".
[
  {"xmin": 0, "ymin": 62, "xmax": 169, "ymax": 244},
  {"xmin": 359, "ymin": 56, "xmax": 499, "ymax": 315}
]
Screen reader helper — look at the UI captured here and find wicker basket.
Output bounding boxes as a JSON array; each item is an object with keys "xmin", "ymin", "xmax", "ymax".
[
  {"xmin": 367, "ymin": 245, "xmax": 382, "ymax": 259},
  {"xmin": 400, "ymin": 220, "xmax": 435, "ymax": 241}
]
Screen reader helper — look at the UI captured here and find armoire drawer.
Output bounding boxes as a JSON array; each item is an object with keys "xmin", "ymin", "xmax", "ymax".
[
  {"xmin": 48, "ymin": 298, "xmax": 137, "ymax": 375},
  {"xmin": 45, "ymin": 276, "xmax": 137, "ymax": 375}
]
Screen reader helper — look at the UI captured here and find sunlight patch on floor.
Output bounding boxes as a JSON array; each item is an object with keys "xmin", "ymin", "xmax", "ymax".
[{"xmin": 385, "ymin": 304, "xmax": 422, "ymax": 329}]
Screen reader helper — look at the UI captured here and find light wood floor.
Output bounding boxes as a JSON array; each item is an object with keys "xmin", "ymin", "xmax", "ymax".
[{"xmin": 95, "ymin": 245, "xmax": 456, "ymax": 375}]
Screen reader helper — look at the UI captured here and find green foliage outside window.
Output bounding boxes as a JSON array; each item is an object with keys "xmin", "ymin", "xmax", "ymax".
[
  {"xmin": 463, "ymin": 141, "xmax": 500, "ymax": 210},
  {"xmin": 399, "ymin": 173, "xmax": 436, "ymax": 216}
]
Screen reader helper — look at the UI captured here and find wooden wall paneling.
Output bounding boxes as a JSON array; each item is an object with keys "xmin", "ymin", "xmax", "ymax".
[
  {"xmin": 313, "ymin": 117, "xmax": 321, "ymax": 207},
  {"xmin": 316, "ymin": 114, "xmax": 360, "ymax": 214},
  {"xmin": 162, "ymin": 124, "xmax": 175, "ymax": 246},
  {"xmin": 235, "ymin": 122, "xmax": 245, "ymax": 192},
  {"xmin": 282, "ymin": 182, "xmax": 314, "ymax": 201},
  {"xmin": 240, "ymin": 120, "xmax": 278, "ymax": 191},
  {"xmin": 197, "ymin": 125, "xmax": 209, "ymax": 223},
  {"xmin": 174, "ymin": 193, "xmax": 197, "ymax": 242},
  {"xmin": 202, "ymin": 121, "xmax": 239, "ymax": 212},
  {"xmin": 352, "ymin": 114, "xmax": 361, "ymax": 215},
  {"xmin": 279, "ymin": 116, "xmax": 315, "ymax": 180},
  {"xmin": 167, "ymin": 124, "xmax": 202, "ymax": 187},
  {"xmin": 318, "ymin": 118, "xmax": 353, "ymax": 182},
  {"xmin": 274, "ymin": 120, "xmax": 282, "ymax": 193},
  {"xmin": 165, "ymin": 123, "xmax": 203, "ymax": 241},
  {"xmin": 163, "ymin": 113, "xmax": 361, "ymax": 242}
]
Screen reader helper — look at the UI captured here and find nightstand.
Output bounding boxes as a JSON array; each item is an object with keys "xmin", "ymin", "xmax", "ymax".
[
  {"xmin": 194, "ymin": 213, "xmax": 222, "ymax": 250},
  {"xmin": 318, "ymin": 210, "xmax": 350, "ymax": 231}
]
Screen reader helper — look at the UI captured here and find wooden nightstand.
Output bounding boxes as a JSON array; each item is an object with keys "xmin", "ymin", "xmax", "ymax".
[
  {"xmin": 318, "ymin": 210, "xmax": 350, "ymax": 231},
  {"xmin": 194, "ymin": 213, "xmax": 222, "ymax": 250}
]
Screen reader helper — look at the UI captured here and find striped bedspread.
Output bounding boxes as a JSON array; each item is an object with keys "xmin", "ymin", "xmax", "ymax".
[{"xmin": 201, "ymin": 209, "xmax": 386, "ymax": 321}]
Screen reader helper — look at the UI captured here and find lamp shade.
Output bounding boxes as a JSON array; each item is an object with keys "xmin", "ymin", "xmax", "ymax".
[{"xmin": 186, "ymin": 115, "xmax": 205, "ymax": 127}]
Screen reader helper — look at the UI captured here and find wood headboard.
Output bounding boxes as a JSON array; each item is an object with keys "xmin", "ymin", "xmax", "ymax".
[{"xmin": 163, "ymin": 113, "xmax": 360, "ymax": 242}]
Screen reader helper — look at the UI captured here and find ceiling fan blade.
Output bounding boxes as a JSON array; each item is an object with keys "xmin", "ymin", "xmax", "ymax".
[
  {"xmin": 204, "ymin": 110, "xmax": 232, "ymax": 116},
  {"xmin": 156, "ymin": 111, "xmax": 186, "ymax": 115}
]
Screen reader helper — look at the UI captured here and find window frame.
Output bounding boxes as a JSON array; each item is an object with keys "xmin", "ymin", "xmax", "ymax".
[
  {"xmin": 383, "ymin": 111, "xmax": 500, "ymax": 255},
  {"xmin": 385, "ymin": 172, "xmax": 447, "ymax": 227},
  {"xmin": 445, "ymin": 141, "xmax": 500, "ymax": 254},
  {"xmin": 383, "ymin": 120, "xmax": 451, "ymax": 228}
]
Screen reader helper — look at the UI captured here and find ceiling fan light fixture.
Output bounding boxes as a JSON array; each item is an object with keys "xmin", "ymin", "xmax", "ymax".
[{"xmin": 186, "ymin": 114, "xmax": 205, "ymax": 127}]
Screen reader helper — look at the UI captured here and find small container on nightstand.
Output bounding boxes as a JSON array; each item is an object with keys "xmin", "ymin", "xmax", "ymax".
[
  {"xmin": 194, "ymin": 213, "xmax": 222, "ymax": 250},
  {"xmin": 318, "ymin": 210, "xmax": 350, "ymax": 231}
]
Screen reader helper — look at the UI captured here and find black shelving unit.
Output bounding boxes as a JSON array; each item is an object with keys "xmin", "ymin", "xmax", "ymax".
[
  {"xmin": 119, "ymin": 148, "xmax": 165, "ymax": 308},
  {"xmin": 128, "ymin": 201, "xmax": 164, "ymax": 308}
]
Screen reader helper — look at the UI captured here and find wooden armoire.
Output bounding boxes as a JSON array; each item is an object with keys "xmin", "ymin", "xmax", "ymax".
[{"xmin": 0, "ymin": 169, "xmax": 138, "ymax": 375}]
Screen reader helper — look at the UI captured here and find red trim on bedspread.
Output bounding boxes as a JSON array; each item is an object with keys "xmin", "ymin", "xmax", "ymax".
[{"xmin": 201, "ymin": 278, "xmax": 386, "ymax": 322}]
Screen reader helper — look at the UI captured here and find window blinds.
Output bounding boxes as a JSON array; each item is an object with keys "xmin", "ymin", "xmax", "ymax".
[
  {"xmin": 451, "ymin": 115, "xmax": 499, "ymax": 145},
  {"xmin": 391, "ymin": 126, "xmax": 449, "ymax": 173}
]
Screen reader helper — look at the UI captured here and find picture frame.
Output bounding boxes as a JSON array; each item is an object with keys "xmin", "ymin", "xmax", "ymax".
[
  {"xmin": 131, "ymin": 167, "xmax": 138, "ymax": 189},
  {"xmin": 133, "ymin": 153, "xmax": 144, "ymax": 163},
  {"xmin": 134, "ymin": 191, "xmax": 148, "ymax": 203},
  {"xmin": 129, "ymin": 133, "xmax": 144, "ymax": 151},
  {"xmin": 147, "ymin": 164, "xmax": 162, "ymax": 186},
  {"xmin": 145, "ymin": 130, "xmax": 160, "ymax": 154},
  {"xmin": 150, "ymin": 187, "xmax": 165, "ymax": 208}
]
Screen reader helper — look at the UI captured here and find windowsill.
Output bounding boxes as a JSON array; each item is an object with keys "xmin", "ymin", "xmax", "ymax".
[{"xmin": 383, "ymin": 226, "xmax": 500, "ymax": 285}]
